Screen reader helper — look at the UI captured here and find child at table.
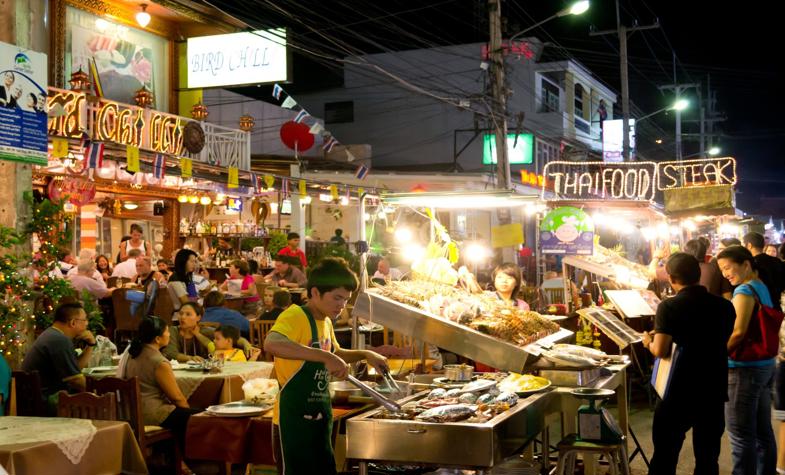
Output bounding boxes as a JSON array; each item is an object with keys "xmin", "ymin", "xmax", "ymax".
[
  {"xmin": 213, "ymin": 325, "xmax": 247, "ymax": 362},
  {"xmin": 260, "ymin": 288, "xmax": 292, "ymax": 321}
]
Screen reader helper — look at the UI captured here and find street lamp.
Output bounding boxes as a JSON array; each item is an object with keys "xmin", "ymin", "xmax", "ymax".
[
  {"xmin": 637, "ymin": 98, "xmax": 689, "ymax": 122},
  {"xmin": 509, "ymin": 1, "xmax": 590, "ymax": 42},
  {"xmin": 682, "ymin": 147, "xmax": 721, "ymax": 159}
]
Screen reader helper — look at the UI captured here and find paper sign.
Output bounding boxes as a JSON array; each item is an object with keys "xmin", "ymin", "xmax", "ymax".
[
  {"xmin": 126, "ymin": 145, "xmax": 140, "ymax": 172},
  {"xmin": 604, "ymin": 290, "xmax": 657, "ymax": 318},
  {"xmin": 52, "ymin": 138, "xmax": 68, "ymax": 159},
  {"xmin": 180, "ymin": 157, "xmax": 192, "ymax": 178},
  {"xmin": 228, "ymin": 166, "xmax": 239, "ymax": 189},
  {"xmin": 491, "ymin": 223, "xmax": 524, "ymax": 248}
]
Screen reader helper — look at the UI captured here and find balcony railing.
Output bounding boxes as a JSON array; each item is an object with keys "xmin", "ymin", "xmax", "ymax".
[
  {"xmin": 47, "ymin": 88, "xmax": 250, "ymax": 170},
  {"xmin": 574, "ymin": 115, "xmax": 591, "ymax": 134}
]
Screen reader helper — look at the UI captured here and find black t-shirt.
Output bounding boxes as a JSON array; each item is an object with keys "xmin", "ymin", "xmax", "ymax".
[
  {"xmin": 21, "ymin": 327, "xmax": 81, "ymax": 396},
  {"xmin": 654, "ymin": 285, "xmax": 735, "ymax": 403},
  {"xmin": 754, "ymin": 253, "xmax": 785, "ymax": 306}
]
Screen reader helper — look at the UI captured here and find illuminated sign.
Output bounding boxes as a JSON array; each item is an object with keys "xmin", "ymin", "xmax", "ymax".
[
  {"xmin": 542, "ymin": 157, "xmax": 738, "ymax": 201},
  {"xmin": 602, "ymin": 119, "xmax": 636, "ymax": 162},
  {"xmin": 187, "ymin": 29, "xmax": 288, "ymax": 88},
  {"xmin": 483, "ymin": 133, "xmax": 534, "ymax": 165},
  {"xmin": 657, "ymin": 157, "xmax": 736, "ymax": 190},
  {"xmin": 48, "ymin": 88, "xmax": 185, "ymax": 155},
  {"xmin": 226, "ymin": 197, "xmax": 243, "ymax": 213}
]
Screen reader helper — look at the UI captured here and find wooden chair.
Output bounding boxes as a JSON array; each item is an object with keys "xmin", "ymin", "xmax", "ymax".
[
  {"xmin": 88, "ymin": 376, "xmax": 181, "ymax": 475},
  {"xmin": 57, "ymin": 391, "xmax": 117, "ymax": 420},
  {"xmin": 112, "ymin": 288, "xmax": 140, "ymax": 343},
  {"xmin": 152, "ymin": 289, "xmax": 175, "ymax": 324},
  {"xmin": 11, "ymin": 370, "xmax": 47, "ymax": 416},
  {"xmin": 249, "ymin": 319, "xmax": 276, "ymax": 359}
]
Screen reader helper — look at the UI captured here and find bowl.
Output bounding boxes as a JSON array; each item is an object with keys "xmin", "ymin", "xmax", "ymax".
[
  {"xmin": 444, "ymin": 364, "xmax": 474, "ymax": 382},
  {"xmin": 329, "ymin": 380, "xmax": 377, "ymax": 404}
]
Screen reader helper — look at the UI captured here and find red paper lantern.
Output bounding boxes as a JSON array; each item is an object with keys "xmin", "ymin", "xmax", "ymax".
[{"xmin": 279, "ymin": 121, "xmax": 314, "ymax": 152}]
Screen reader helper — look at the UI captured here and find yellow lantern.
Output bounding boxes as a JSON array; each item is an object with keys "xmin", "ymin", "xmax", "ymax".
[
  {"xmin": 191, "ymin": 101, "xmax": 208, "ymax": 121},
  {"xmin": 239, "ymin": 114, "xmax": 255, "ymax": 132}
]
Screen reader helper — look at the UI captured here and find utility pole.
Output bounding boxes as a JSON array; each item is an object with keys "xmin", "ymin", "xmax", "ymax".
[
  {"xmin": 488, "ymin": 0, "xmax": 510, "ymax": 189},
  {"xmin": 658, "ymin": 82, "xmax": 699, "ymax": 160},
  {"xmin": 683, "ymin": 74, "xmax": 726, "ymax": 154},
  {"xmin": 590, "ymin": 1, "xmax": 658, "ymax": 162}
]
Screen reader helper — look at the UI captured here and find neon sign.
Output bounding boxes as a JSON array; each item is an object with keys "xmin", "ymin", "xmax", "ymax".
[
  {"xmin": 47, "ymin": 88, "xmax": 185, "ymax": 156},
  {"xmin": 542, "ymin": 157, "xmax": 737, "ymax": 201}
]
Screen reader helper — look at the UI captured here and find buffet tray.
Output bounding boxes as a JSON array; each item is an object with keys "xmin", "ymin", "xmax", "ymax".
[
  {"xmin": 353, "ymin": 290, "xmax": 571, "ymax": 373},
  {"xmin": 346, "ymin": 389, "xmax": 553, "ymax": 468}
]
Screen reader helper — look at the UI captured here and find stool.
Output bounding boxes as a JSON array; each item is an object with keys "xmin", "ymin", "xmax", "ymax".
[{"xmin": 556, "ymin": 434, "xmax": 630, "ymax": 475}]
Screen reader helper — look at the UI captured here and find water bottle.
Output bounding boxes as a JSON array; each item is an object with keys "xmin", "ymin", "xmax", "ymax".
[{"xmin": 100, "ymin": 347, "xmax": 112, "ymax": 367}]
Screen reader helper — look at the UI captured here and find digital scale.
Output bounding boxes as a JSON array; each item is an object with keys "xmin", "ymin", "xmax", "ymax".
[{"xmin": 572, "ymin": 388, "xmax": 623, "ymax": 443}]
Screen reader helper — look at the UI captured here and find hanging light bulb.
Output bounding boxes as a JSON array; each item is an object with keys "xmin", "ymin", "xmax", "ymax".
[
  {"xmin": 302, "ymin": 195, "xmax": 312, "ymax": 205},
  {"xmin": 339, "ymin": 196, "xmax": 349, "ymax": 206},
  {"xmin": 200, "ymin": 196, "xmax": 212, "ymax": 205},
  {"xmin": 178, "ymin": 195, "xmax": 188, "ymax": 203},
  {"xmin": 188, "ymin": 195, "xmax": 199, "ymax": 204},
  {"xmin": 136, "ymin": 4, "xmax": 151, "ymax": 28}
]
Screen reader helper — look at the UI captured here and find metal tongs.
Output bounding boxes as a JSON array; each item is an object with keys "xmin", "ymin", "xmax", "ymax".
[
  {"xmin": 347, "ymin": 375, "xmax": 402, "ymax": 412},
  {"xmin": 380, "ymin": 367, "xmax": 403, "ymax": 394}
]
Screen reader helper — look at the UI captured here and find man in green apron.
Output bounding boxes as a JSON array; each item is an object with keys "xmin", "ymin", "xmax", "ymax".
[{"xmin": 264, "ymin": 257, "xmax": 388, "ymax": 474}]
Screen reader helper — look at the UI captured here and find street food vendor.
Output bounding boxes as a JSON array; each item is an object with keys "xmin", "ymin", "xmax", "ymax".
[
  {"xmin": 264, "ymin": 257, "xmax": 388, "ymax": 475},
  {"xmin": 489, "ymin": 263, "xmax": 529, "ymax": 310}
]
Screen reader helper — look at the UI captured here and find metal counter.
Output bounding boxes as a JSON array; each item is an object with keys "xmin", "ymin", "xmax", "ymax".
[
  {"xmin": 346, "ymin": 389, "xmax": 553, "ymax": 473},
  {"xmin": 353, "ymin": 289, "xmax": 571, "ymax": 373}
]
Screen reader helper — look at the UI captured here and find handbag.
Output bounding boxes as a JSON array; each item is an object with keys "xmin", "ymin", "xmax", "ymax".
[{"xmin": 729, "ymin": 283, "xmax": 785, "ymax": 361}]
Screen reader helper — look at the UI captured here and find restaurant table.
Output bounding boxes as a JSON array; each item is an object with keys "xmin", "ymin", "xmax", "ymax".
[
  {"xmin": 222, "ymin": 294, "xmax": 247, "ymax": 312},
  {"xmin": 0, "ymin": 416, "xmax": 147, "ymax": 475},
  {"xmin": 185, "ymin": 404, "xmax": 372, "ymax": 467},
  {"xmin": 88, "ymin": 361, "xmax": 273, "ymax": 408}
]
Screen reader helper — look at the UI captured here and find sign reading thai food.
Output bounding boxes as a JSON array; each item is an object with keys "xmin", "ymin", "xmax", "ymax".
[
  {"xmin": 542, "ymin": 158, "xmax": 737, "ymax": 201},
  {"xmin": 187, "ymin": 29, "xmax": 288, "ymax": 88},
  {"xmin": 47, "ymin": 88, "xmax": 185, "ymax": 155},
  {"xmin": 540, "ymin": 206, "xmax": 594, "ymax": 255}
]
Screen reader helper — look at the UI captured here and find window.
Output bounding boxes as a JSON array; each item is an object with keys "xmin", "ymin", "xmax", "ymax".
[
  {"xmin": 541, "ymin": 78, "xmax": 560, "ymax": 113},
  {"xmin": 536, "ymin": 138, "xmax": 559, "ymax": 165},
  {"xmin": 324, "ymin": 101, "xmax": 354, "ymax": 124},
  {"xmin": 574, "ymin": 84, "xmax": 584, "ymax": 118}
]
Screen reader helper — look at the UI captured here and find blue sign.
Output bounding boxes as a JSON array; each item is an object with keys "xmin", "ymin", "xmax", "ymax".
[
  {"xmin": 0, "ymin": 42, "xmax": 48, "ymax": 165},
  {"xmin": 540, "ymin": 206, "xmax": 595, "ymax": 255}
]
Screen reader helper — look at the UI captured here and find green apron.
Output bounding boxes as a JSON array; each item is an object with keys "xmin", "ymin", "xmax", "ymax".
[{"xmin": 278, "ymin": 306, "xmax": 336, "ymax": 475}]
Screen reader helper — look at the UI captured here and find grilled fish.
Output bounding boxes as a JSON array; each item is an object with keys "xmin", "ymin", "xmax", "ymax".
[{"xmin": 415, "ymin": 404, "xmax": 476, "ymax": 423}]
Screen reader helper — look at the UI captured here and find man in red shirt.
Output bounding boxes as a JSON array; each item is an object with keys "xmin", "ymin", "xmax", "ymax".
[{"xmin": 278, "ymin": 232, "xmax": 307, "ymax": 268}]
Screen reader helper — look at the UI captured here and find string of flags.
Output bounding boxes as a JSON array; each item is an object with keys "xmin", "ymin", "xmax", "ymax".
[{"xmin": 270, "ymin": 83, "xmax": 369, "ymax": 180}]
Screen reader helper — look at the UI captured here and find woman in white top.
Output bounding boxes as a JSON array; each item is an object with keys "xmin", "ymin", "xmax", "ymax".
[{"xmin": 119, "ymin": 223, "xmax": 150, "ymax": 262}]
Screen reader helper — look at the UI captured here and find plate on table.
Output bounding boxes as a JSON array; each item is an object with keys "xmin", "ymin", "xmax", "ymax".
[
  {"xmin": 84, "ymin": 366, "xmax": 116, "ymax": 374},
  {"xmin": 206, "ymin": 401, "xmax": 271, "ymax": 417},
  {"xmin": 498, "ymin": 374, "xmax": 552, "ymax": 396},
  {"xmin": 433, "ymin": 376, "xmax": 477, "ymax": 385}
]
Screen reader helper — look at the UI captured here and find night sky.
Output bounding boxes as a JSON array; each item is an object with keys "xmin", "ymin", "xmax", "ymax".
[{"xmin": 215, "ymin": 0, "xmax": 784, "ymax": 214}]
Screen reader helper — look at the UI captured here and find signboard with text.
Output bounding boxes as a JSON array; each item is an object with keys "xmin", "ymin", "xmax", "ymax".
[
  {"xmin": 187, "ymin": 29, "xmax": 289, "ymax": 88},
  {"xmin": 483, "ymin": 133, "xmax": 533, "ymax": 165},
  {"xmin": 0, "ymin": 42, "xmax": 48, "ymax": 165},
  {"xmin": 542, "ymin": 157, "xmax": 737, "ymax": 201},
  {"xmin": 540, "ymin": 206, "xmax": 594, "ymax": 255},
  {"xmin": 602, "ymin": 119, "xmax": 635, "ymax": 162}
]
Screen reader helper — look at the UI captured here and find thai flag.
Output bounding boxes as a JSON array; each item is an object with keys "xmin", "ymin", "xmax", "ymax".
[
  {"xmin": 294, "ymin": 110, "xmax": 310, "ymax": 123},
  {"xmin": 322, "ymin": 137, "xmax": 338, "ymax": 153},
  {"xmin": 355, "ymin": 164, "xmax": 369, "ymax": 180},
  {"xmin": 153, "ymin": 154, "xmax": 166, "ymax": 179},
  {"xmin": 251, "ymin": 172, "xmax": 261, "ymax": 193},
  {"xmin": 86, "ymin": 142, "xmax": 104, "ymax": 169},
  {"xmin": 281, "ymin": 177, "xmax": 290, "ymax": 199},
  {"xmin": 272, "ymin": 84, "xmax": 283, "ymax": 100},
  {"xmin": 79, "ymin": 131, "xmax": 91, "ymax": 151}
]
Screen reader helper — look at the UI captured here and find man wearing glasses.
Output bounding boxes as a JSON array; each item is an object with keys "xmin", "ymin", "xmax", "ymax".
[{"xmin": 22, "ymin": 302, "xmax": 97, "ymax": 413}]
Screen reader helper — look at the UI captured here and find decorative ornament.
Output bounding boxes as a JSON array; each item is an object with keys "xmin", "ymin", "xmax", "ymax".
[
  {"xmin": 133, "ymin": 85, "xmax": 154, "ymax": 108},
  {"xmin": 113, "ymin": 199, "xmax": 122, "ymax": 215},
  {"xmin": 183, "ymin": 122, "xmax": 206, "ymax": 154},
  {"xmin": 239, "ymin": 114, "xmax": 255, "ymax": 132},
  {"xmin": 191, "ymin": 101, "xmax": 208, "ymax": 121},
  {"xmin": 68, "ymin": 67, "xmax": 91, "ymax": 92},
  {"xmin": 279, "ymin": 121, "xmax": 314, "ymax": 152}
]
